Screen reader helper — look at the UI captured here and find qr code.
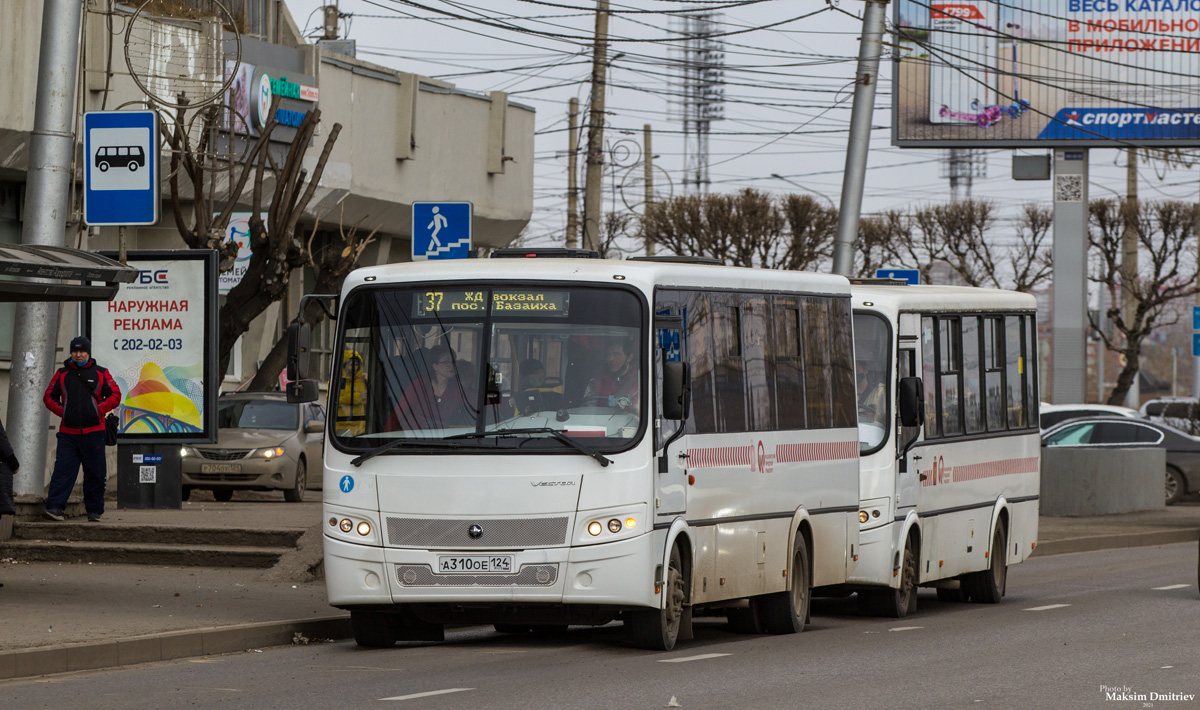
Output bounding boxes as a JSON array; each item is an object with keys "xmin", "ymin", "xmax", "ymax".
[
  {"xmin": 1055, "ymin": 174, "xmax": 1083, "ymax": 202},
  {"xmin": 139, "ymin": 465, "xmax": 156, "ymax": 484}
]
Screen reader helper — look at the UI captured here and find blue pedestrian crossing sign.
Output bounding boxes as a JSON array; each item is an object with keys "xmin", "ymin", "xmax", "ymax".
[
  {"xmin": 1193, "ymin": 333, "xmax": 1200, "ymax": 358},
  {"xmin": 413, "ymin": 202, "xmax": 472, "ymax": 260},
  {"xmin": 875, "ymin": 269, "xmax": 920, "ymax": 285},
  {"xmin": 84, "ymin": 110, "xmax": 159, "ymax": 226}
]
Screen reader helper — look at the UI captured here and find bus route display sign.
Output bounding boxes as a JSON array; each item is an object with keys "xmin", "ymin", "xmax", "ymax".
[
  {"xmin": 892, "ymin": 0, "xmax": 1200, "ymax": 147},
  {"xmin": 85, "ymin": 250, "xmax": 218, "ymax": 443},
  {"xmin": 414, "ymin": 289, "xmax": 571, "ymax": 317}
]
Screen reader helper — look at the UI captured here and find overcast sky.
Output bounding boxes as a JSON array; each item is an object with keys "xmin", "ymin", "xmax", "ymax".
[{"xmin": 284, "ymin": 0, "xmax": 1200, "ymax": 260}]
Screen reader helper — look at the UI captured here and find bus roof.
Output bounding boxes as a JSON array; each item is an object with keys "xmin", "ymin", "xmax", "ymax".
[
  {"xmin": 345, "ymin": 259, "xmax": 852, "ymax": 297},
  {"xmin": 849, "ymin": 283, "xmax": 1036, "ymax": 314}
]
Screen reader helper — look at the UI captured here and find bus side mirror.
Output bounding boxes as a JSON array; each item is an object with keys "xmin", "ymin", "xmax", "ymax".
[
  {"xmin": 663, "ymin": 361, "xmax": 690, "ymax": 421},
  {"xmin": 287, "ymin": 322, "xmax": 312, "ymax": 381},
  {"xmin": 898, "ymin": 377, "xmax": 924, "ymax": 428}
]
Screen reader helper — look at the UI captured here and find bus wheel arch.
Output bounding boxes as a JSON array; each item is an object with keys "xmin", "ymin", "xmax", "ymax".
[{"xmin": 760, "ymin": 521, "xmax": 812, "ymax": 633}]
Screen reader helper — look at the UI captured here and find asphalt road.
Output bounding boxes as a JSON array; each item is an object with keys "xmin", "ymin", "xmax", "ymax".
[{"xmin": 5, "ymin": 543, "xmax": 1198, "ymax": 710}]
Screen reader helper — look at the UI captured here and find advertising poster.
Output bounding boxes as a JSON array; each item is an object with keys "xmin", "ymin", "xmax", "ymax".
[
  {"xmin": 893, "ymin": 0, "xmax": 1200, "ymax": 146},
  {"xmin": 217, "ymin": 212, "xmax": 264, "ymax": 294},
  {"xmin": 87, "ymin": 251, "xmax": 218, "ymax": 443}
]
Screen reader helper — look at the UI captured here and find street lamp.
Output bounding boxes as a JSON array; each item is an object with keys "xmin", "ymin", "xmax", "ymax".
[{"xmin": 770, "ymin": 173, "xmax": 837, "ymax": 209}]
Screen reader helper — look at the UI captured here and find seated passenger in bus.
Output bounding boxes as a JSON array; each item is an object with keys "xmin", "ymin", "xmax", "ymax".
[
  {"xmin": 514, "ymin": 358, "xmax": 564, "ymax": 414},
  {"xmin": 384, "ymin": 345, "xmax": 477, "ymax": 431},
  {"xmin": 857, "ymin": 361, "xmax": 886, "ymax": 424},
  {"xmin": 584, "ymin": 338, "xmax": 639, "ymax": 412}
]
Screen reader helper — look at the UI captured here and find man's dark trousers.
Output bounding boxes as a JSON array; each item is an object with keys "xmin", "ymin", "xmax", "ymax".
[{"xmin": 45, "ymin": 431, "xmax": 107, "ymax": 515}]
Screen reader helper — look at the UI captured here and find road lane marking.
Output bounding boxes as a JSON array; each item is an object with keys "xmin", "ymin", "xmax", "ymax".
[
  {"xmin": 1024, "ymin": 604, "xmax": 1071, "ymax": 611},
  {"xmin": 658, "ymin": 653, "xmax": 731, "ymax": 663},
  {"xmin": 380, "ymin": 688, "xmax": 474, "ymax": 701},
  {"xmin": 889, "ymin": 626, "xmax": 924, "ymax": 632},
  {"xmin": 1152, "ymin": 584, "xmax": 1190, "ymax": 591}
]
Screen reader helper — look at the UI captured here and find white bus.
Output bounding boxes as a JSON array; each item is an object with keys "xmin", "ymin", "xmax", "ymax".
[
  {"xmin": 847, "ymin": 282, "xmax": 1040, "ymax": 616},
  {"xmin": 288, "ymin": 252, "xmax": 861, "ymax": 650}
]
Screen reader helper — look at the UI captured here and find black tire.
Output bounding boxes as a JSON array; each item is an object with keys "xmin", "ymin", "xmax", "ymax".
[
  {"xmin": 351, "ymin": 610, "xmax": 398, "ymax": 648},
  {"xmin": 760, "ymin": 532, "xmax": 810, "ymax": 634},
  {"xmin": 181, "ymin": 486, "xmax": 193, "ymax": 502},
  {"xmin": 626, "ymin": 545, "xmax": 686, "ymax": 650},
  {"xmin": 212, "ymin": 489, "xmax": 234, "ymax": 502},
  {"xmin": 872, "ymin": 538, "xmax": 919, "ymax": 618},
  {"xmin": 1166, "ymin": 466, "xmax": 1185, "ymax": 506},
  {"xmin": 966, "ymin": 523, "xmax": 1007, "ymax": 604},
  {"xmin": 285, "ymin": 458, "xmax": 307, "ymax": 503}
]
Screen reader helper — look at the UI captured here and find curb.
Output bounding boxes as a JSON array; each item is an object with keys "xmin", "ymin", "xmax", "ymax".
[
  {"xmin": 0, "ymin": 616, "xmax": 351, "ymax": 682},
  {"xmin": 1032, "ymin": 528, "xmax": 1200, "ymax": 557}
]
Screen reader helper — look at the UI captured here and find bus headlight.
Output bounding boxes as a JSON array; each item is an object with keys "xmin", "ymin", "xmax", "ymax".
[
  {"xmin": 588, "ymin": 521, "xmax": 603, "ymax": 536},
  {"xmin": 859, "ymin": 511, "xmax": 870, "ymax": 524},
  {"xmin": 340, "ymin": 519, "xmax": 353, "ymax": 533},
  {"xmin": 607, "ymin": 519, "xmax": 622, "ymax": 533},
  {"xmin": 356, "ymin": 521, "xmax": 371, "ymax": 536}
]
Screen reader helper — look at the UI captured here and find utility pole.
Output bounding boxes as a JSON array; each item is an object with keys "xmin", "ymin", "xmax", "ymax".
[
  {"xmin": 832, "ymin": 0, "xmax": 889, "ymax": 277},
  {"xmin": 8, "ymin": 0, "xmax": 85, "ymax": 499},
  {"xmin": 566, "ymin": 98, "xmax": 579, "ymax": 248},
  {"xmin": 582, "ymin": 0, "xmax": 610, "ymax": 253},
  {"xmin": 323, "ymin": 4, "xmax": 339, "ymax": 40},
  {"xmin": 1122, "ymin": 147, "xmax": 1139, "ymax": 408},
  {"xmin": 643, "ymin": 123, "xmax": 654, "ymax": 257}
]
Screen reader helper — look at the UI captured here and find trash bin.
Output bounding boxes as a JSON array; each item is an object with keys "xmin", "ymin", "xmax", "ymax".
[{"xmin": 116, "ymin": 444, "xmax": 182, "ymax": 509}]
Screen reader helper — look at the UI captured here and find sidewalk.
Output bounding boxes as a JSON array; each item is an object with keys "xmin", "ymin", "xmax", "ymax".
[{"xmin": 2, "ymin": 497, "xmax": 1198, "ymax": 681}]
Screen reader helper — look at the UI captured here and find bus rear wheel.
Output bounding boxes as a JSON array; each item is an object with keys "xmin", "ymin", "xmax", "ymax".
[
  {"xmin": 964, "ymin": 523, "xmax": 1007, "ymax": 604},
  {"xmin": 760, "ymin": 533, "xmax": 810, "ymax": 634},
  {"xmin": 626, "ymin": 545, "xmax": 685, "ymax": 651}
]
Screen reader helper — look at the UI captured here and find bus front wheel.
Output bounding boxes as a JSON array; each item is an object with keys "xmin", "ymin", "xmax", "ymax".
[
  {"xmin": 351, "ymin": 610, "xmax": 398, "ymax": 648},
  {"xmin": 871, "ymin": 537, "xmax": 918, "ymax": 618},
  {"xmin": 626, "ymin": 545, "xmax": 685, "ymax": 651},
  {"xmin": 760, "ymin": 532, "xmax": 810, "ymax": 634}
]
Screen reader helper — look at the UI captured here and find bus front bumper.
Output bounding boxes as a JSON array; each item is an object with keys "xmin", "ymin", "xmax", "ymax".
[{"xmin": 324, "ymin": 532, "xmax": 658, "ymax": 609}]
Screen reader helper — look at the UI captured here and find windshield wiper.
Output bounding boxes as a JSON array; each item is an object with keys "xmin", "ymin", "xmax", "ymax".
[
  {"xmin": 351, "ymin": 438, "xmax": 483, "ymax": 467},
  {"xmin": 447, "ymin": 427, "xmax": 612, "ymax": 467}
]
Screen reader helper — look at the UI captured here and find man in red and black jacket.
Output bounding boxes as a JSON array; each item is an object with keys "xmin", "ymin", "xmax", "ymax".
[{"xmin": 42, "ymin": 336, "xmax": 121, "ymax": 522}]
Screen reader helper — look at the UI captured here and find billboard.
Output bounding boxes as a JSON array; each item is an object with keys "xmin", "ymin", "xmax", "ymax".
[
  {"xmin": 86, "ymin": 250, "xmax": 218, "ymax": 443},
  {"xmin": 893, "ymin": 0, "xmax": 1200, "ymax": 146}
]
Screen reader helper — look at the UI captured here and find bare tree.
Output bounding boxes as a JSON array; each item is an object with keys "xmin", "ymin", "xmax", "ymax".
[
  {"xmin": 912, "ymin": 200, "xmax": 998, "ymax": 287},
  {"xmin": 777, "ymin": 194, "xmax": 835, "ymax": 271},
  {"xmin": 162, "ymin": 96, "xmax": 345, "ymax": 379},
  {"xmin": 247, "ymin": 206, "xmax": 380, "ymax": 390},
  {"xmin": 598, "ymin": 211, "xmax": 637, "ymax": 259},
  {"xmin": 1009, "ymin": 203, "xmax": 1053, "ymax": 292},
  {"xmin": 1089, "ymin": 199, "xmax": 1200, "ymax": 405},
  {"xmin": 857, "ymin": 210, "xmax": 910, "ymax": 278}
]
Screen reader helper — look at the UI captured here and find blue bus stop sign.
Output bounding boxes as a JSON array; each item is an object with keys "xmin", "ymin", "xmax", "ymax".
[
  {"xmin": 412, "ymin": 202, "xmax": 472, "ymax": 260},
  {"xmin": 875, "ymin": 269, "xmax": 920, "ymax": 285},
  {"xmin": 83, "ymin": 110, "xmax": 159, "ymax": 226}
]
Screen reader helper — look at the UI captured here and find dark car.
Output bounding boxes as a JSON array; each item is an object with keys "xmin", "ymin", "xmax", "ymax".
[{"xmin": 1041, "ymin": 416, "xmax": 1200, "ymax": 505}]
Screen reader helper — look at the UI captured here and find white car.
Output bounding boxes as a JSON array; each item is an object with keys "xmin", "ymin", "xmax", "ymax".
[
  {"xmin": 1039, "ymin": 402, "xmax": 1139, "ymax": 431},
  {"xmin": 1139, "ymin": 397, "xmax": 1200, "ymax": 435}
]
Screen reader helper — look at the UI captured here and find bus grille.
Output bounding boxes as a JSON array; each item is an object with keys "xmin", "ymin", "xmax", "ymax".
[
  {"xmin": 385, "ymin": 517, "xmax": 569, "ymax": 548},
  {"xmin": 395, "ymin": 564, "xmax": 559, "ymax": 587}
]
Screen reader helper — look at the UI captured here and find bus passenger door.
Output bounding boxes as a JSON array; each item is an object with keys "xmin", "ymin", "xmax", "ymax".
[
  {"xmin": 896, "ymin": 346, "xmax": 921, "ymax": 511},
  {"xmin": 655, "ymin": 316, "xmax": 688, "ymax": 521}
]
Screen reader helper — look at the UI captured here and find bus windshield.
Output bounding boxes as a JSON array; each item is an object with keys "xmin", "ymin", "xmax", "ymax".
[
  {"xmin": 853, "ymin": 312, "xmax": 890, "ymax": 452},
  {"xmin": 331, "ymin": 283, "xmax": 644, "ymax": 452}
]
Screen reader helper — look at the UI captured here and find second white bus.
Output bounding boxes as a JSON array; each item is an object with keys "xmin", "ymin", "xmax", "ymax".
[{"xmin": 847, "ymin": 282, "xmax": 1040, "ymax": 616}]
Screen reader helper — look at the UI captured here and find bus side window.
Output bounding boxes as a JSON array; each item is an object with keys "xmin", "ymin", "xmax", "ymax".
[
  {"xmin": 742, "ymin": 295, "xmax": 774, "ymax": 432},
  {"xmin": 802, "ymin": 297, "xmax": 832, "ymax": 428},
  {"xmin": 1005, "ymin": 315, "xmax": 1026, "ymax": 428},
  {"xmin": 685, "ymin": 291, "xmax": 715, "ymax": 434},
  {"xmin": 983, "ymin": 316, "xmax": 1006, "ymax": 431},
  {"xmin": 829, "ymin": 296, "xmax": 856, "ymax": 429},
  {"xmin": 962, "ymin": 316, "xmax": 984, "ymax": 434},
  {"xmin": 939, "ymin": 317, "xmax": 962, "ymax": 436},
  {"xmin": 712, "ymin": 294, "xmax": 745, "ymax": 433},
  {"xmin": 921, "ymin": 317, "xmax": 938, "ymax": 439},
  {"xmin": 773, "ymin": 301, "xmax": 804, "ymax": 430}
]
